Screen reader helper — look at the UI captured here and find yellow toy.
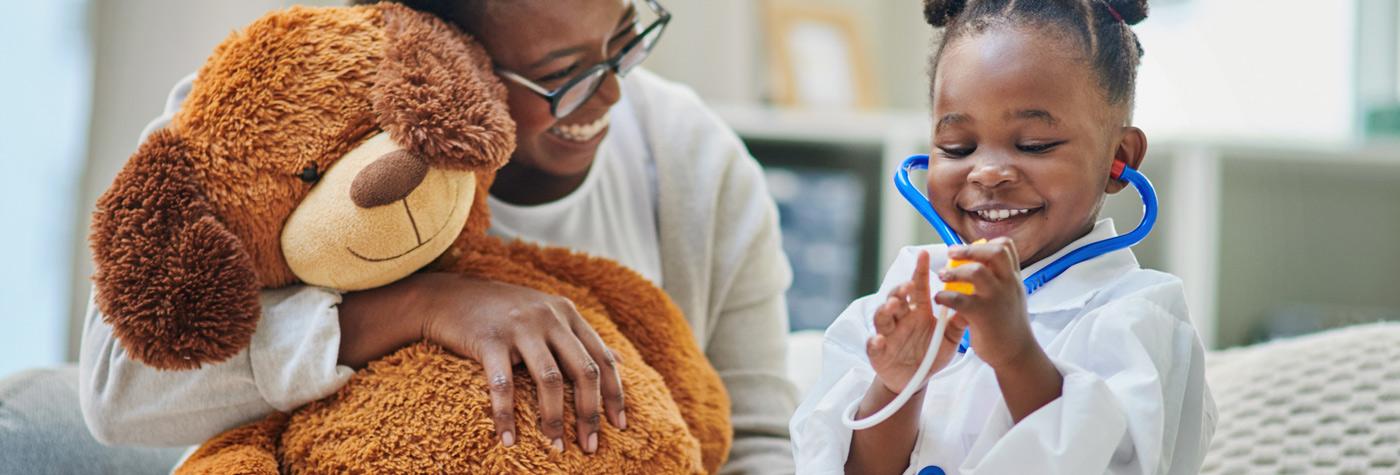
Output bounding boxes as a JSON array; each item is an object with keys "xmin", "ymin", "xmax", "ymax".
[{"xmin": 942, "ymin": 238, "xmax": 986, "ymax": 296}]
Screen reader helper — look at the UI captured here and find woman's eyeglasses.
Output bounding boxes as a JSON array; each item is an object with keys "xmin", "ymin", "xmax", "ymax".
[{"xmin": 496, "ymin": 0, "xmax": 670, "ymax": 119}]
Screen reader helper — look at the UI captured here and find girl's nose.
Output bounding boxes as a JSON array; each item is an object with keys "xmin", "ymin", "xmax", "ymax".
[{"xmin": 966, "ymin": 158, "xmax": 1020, "ymax": 189}]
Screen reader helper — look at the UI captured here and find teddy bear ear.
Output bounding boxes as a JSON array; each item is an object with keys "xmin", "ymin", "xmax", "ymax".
[{"xmin": 90, "ymin": 129, "xmax": 261, "ymax": 370}]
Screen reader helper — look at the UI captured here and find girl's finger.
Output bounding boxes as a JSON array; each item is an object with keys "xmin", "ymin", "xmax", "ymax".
[
  {"xmin": 937, "ymin": 261, "xmax": 999, "ymax": 292},
  {"xmin": 874, "ymin": 297, "xmax": 901, "ymax": 334},
  {"xmin": 993, "ymin": 236, "xmax": 1021, "ymax": 270},
  {"xmin": 866, "ymin": 334, "xmax": 887, "ymax": 359},
  {"xmin": 908, "ymin": 252, "xmax": 935, "ymax": 311},
  {"xmin": 891, "ymin": 282, "xmax": 920, "ymax": 322},
  {"xmin": 910, "ymin": 251, "xmax": 932, "ymax": 294},
  {"xmin": 890, "ymin": 281, "xmax": 912, "ymax": 306},
  {"xmin": 933, "ymin": 290, "xmax": 972, "ymax": 312},
  {"xmin": 948, "ymin": 240, "xmax": 1017, "ymax": 278}
]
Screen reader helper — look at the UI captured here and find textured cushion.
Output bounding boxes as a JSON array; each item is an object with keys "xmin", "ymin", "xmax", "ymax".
[
  {"xmin": 0, "ymin": 365, "xmax": 185, "ymax": 474},
  {"xmin": 1202, "ymin": 322, "xmax": 1400, "ymax": 474}
]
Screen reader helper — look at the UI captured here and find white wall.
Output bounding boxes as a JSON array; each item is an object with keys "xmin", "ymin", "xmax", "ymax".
[
  {"xmin": 0, "ymin": 0, "xmax": 92, "ymax": 379},
  {"xmin": 645, "ymin": 0, "xmax": 933, "ymax": 111},
  {"xmin": 1134, "ymin": 1, "xmax": 1358, "ymax": 143},
  {"xmin": 643, "ymin": 0, "xmax": 760, "ymax": 104}
]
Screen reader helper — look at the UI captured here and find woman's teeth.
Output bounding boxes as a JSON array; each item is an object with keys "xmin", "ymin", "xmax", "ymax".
[
  {"xmin": 549, "ymin": 115, "xmax": 609, "ymax": 142},
  {"xmin": 975, "ymin": 208, "xmax": 1033, "ymax": 222}
]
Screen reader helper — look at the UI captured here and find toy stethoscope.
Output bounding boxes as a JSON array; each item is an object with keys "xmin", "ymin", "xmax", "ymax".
[{"xmin": 842, "ymin": 154, "xmax": 1159, "ymax": 430}]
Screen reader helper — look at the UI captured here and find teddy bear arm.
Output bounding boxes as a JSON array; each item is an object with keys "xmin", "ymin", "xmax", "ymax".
[{"xmin": 175, "ymin": 412, "xmax": 288, "ymax": 475}]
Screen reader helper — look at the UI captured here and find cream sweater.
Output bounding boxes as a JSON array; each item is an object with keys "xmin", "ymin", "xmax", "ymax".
[{"xmin": 79, "ymin": 69, "xmax": 797, "ymax": 474}]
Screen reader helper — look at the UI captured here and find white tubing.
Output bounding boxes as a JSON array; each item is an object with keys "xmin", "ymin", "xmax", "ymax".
[{"xmin": 842, "ymin": 307, "xmax": 954, "ymax": 430}]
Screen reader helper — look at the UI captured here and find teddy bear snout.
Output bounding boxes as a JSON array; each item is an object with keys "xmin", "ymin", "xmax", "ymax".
[{"xmin": 350, "ymin": 150, "xmax": 429, "ymax": 209}]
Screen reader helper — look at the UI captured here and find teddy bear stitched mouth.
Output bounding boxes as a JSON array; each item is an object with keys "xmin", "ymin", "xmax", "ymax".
[{"xmin": 345, "ymin": 186, "xmax": 461, "ymax": 263}]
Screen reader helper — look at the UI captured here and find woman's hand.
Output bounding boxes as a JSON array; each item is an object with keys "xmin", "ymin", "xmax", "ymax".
[
  {"xmin": 338, "ymin": 272, "xmax": 626, "ymax": 454},
  {"xmin": 866, "ymin": 251, "xmax": 967, "ymax": 394}
]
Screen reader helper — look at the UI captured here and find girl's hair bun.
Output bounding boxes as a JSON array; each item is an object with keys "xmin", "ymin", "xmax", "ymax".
[
  {"xmin": 1105, "ymin": 0, "xmax": 1149, "ymax": 26},
  {"xmin": 923, "ymin": 0, "xmax": 967, "ymax": 27}
]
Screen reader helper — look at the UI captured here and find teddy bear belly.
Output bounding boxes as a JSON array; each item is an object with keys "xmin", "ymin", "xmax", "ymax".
[{"xmin": 277, "ymin": 342, "xmax": 705, "ymax": 474}]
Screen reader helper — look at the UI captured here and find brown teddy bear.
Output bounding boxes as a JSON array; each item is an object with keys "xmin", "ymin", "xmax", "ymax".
[{"xmin": 88, "ymin": 4, "xmax": 730, "ymax": 473}]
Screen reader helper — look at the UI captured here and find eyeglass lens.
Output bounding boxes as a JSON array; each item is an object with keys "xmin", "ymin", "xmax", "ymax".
[{"xmin": 552, "ymin": 11, "xmax": 666, "ymax": 117}]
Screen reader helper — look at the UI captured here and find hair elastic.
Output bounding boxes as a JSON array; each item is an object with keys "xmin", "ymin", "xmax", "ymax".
[{"xmin": 1103, "ymin": 0, "xmax": 1125, "ymax": 24}]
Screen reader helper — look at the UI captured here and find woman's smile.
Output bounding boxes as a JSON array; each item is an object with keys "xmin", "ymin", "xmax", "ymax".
[{"xmin": 548, "ymin": 113, "xmax": 610, "ymax": 142}]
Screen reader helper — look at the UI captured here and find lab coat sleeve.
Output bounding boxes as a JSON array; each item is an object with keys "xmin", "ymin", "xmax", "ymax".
[
  {"xmin": 790, "ymin": 246, "xmax": 938, "ymax": 474},
  {"xmin": 789, "ymin": 295, "xmax": 881, "ymax": 475},
  {"xmin": 959, "ymin": 286, "xmax": 1212, "ymax": 475}
]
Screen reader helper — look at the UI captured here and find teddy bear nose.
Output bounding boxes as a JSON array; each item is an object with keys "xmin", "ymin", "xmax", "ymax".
[{"xmin": 350, "ymin": 150, "xmax": 429, "ymax": 208}]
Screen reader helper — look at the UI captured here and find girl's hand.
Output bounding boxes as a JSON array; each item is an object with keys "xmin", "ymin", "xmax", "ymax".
[
  {"xmin": 934, "ymin": 237, "xmax": 1035, "ymax": 369},
  {"xmin": 339, "ymin": 272, "xmax": 625, "ymax": 454},
  {"xmin": 866, "ymin": 251, "xmax": 968, "ymax": 394}
]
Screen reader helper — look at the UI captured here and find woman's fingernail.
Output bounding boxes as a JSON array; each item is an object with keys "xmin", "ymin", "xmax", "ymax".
[
  {"xmin": 502, "ymin": 430, "xmax": 515, "ymax": 447},
  {"xmin": 619, "ymin": 411, "xmax": 628, "ymax": 430},
  {"xmin": 587, "ymin": 433, "xmax": 598, "ymax": 453},
  {"xmin": 552, "ymin": 438, "xmax": 564, "ymax": 453}
]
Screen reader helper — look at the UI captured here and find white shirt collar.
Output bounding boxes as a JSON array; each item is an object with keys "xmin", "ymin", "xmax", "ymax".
[{"xmin": 1020, "ymin": 219, "xmax": 1140, "ymax": 314}]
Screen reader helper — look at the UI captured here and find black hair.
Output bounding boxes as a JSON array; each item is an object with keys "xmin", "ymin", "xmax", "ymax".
[
  {"xmin": 348, "ymin": 0, "xmax": 485, "ymax": 32},
  {"xmin": 923, "ymin": 0, "xmax": 1148, "ymax": 111}
]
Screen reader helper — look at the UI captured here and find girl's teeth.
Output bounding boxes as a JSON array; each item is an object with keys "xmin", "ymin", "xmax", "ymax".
[{"xmin": 976, "ymin": 208, "xmax": 1031, "ymax": 222}]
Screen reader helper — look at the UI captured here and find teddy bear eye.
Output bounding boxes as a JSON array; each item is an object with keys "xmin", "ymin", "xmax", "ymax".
[{"xmin": 297, "ymin": 163, "xmax": 321, "ymax": 184}]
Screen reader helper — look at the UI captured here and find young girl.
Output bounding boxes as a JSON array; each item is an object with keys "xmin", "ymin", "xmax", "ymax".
[{"xmin": 791, "ymin": 0, "xmax": 1214, "ymax": 473}]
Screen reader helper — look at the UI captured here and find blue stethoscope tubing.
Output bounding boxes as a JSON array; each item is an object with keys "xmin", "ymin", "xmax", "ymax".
[{"xmin": 842, "ymin": 154, "xmax": 1159, "ymax": 430}]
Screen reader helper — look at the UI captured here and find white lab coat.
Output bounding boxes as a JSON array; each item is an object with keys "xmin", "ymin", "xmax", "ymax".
[{"xmin": 791, "ymin": 220, "xmax": 1215, "ymax": 475}]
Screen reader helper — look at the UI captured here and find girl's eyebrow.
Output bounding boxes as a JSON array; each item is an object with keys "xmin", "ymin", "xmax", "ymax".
[
  {"xmin": 935, "ymin": 113, "xmax": 971, "ymax": 133},
  {"xmin": 525, "ymin": 5, "xmax": 639, "ymax": 71},
  {"xmin": 1007, "ymin": 109, "xmax": 1059, "ymax": 126}
]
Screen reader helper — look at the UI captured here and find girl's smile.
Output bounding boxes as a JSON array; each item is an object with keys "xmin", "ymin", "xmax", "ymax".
[{"xmin": 928, "ymin": 25, "xmax": 1145, "ymax": 268}]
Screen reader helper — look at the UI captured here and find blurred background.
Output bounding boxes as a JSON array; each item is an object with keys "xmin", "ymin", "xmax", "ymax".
[{"xmin": 2, "ymin": 0, "xmax": 1397, "ymax": 379}]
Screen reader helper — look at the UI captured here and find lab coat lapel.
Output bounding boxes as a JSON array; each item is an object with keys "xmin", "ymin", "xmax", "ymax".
[{"xmin": 1021, "ymin": 219, "xmax": 1141, "ymax": 315}]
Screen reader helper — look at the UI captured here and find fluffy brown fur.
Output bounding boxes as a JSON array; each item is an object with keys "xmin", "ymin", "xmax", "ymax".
[
  {"xmin": 90, "ymin": 3, "xmax": 731, "ymax": 473},
  {"xmin": 90, "ymin": 130, "xmax": 261, "ymax": 369},
  {"xmin": 249, "ymin": 235, "xmax": 730, "ymax": 474}
]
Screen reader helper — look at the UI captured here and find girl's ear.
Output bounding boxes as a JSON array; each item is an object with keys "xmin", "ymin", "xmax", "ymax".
[
  {"xmin": 90, "ymin": 129, "xmax": 261, "ymax": 370},
  {"xmin": 1106, "ymin": 126, "xmax": 1147, "ymax": 194}
]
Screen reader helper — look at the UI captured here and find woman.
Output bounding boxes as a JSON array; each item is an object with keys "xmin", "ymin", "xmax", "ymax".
[{"xmin": 78, "ymin": 0, "xmax": 796, "ymax": 472}]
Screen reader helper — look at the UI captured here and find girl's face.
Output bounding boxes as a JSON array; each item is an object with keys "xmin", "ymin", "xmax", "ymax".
[
  {"xmin": 928, "ymin": 25, "xmax": 1145, "ymax": 267},
  {"xmin": 474, "ymin": 0, "xmax": 634, "ymax": 178}
]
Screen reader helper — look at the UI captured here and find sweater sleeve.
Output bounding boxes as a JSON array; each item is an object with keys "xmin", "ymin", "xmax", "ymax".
[
  {"xmin": 652, "ymin": 73, "xmax": 799, "ymax": 474},
  {"xmin": 78, "ymin": 286, "xmax": 353, "ymax": 446}
]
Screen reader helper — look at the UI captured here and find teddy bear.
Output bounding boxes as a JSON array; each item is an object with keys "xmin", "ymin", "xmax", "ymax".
[{"xmin": 88, "ymin": 4, "xmax": 730, "ymax": 473}]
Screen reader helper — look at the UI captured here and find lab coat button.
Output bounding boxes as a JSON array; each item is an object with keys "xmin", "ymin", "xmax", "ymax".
[{"xmin": 917, "ymin": 466, "xmax": 947, "ymax": 475}]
